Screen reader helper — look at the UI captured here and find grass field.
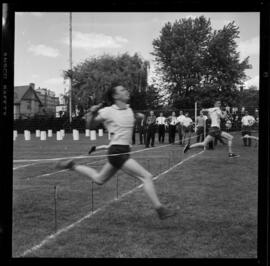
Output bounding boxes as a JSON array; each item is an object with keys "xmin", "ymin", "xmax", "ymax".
[{"xmin": 12, "ymin": 131, "xmax": 258, "ymax": 258}]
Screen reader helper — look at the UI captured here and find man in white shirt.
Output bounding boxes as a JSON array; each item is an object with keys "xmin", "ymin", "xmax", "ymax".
[
  {"xmin": 195, "ymin": 110, "xmax": 207, "ymax": 142},
  {"xmin": 241, "ymin": 111, "xmax": 255, "ymax": 146},
  {"xmin": 56, "ymin": 84, "xmax": 176, "ymax": 220},
  {"xmin": 182, "ymin": 112, "xmax": 193, "ymax": 144},
  {"xmin": 167, "ymin": 111, "xmax": 178, "ymax": 144},
  {"xmin": 156, "ymin": 112, "xmax": 166, "ymax": 144},
  {"xmin": 176, "ymin": 110, "xmax": 185, "ymax": 145},
  {"xmin": 184, "ymin": 100, "xmax": 239, "ymax": 158}
]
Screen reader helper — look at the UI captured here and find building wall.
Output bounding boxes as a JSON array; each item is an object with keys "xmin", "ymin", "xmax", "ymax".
[
  {"xmin": 14, "ymin": 105, "xmax": 20, "ymax": 119},
  {"xmin": 19, "ymin": 90, "xmax": 41, "ymax": 118},
  {"xmin": 14, "ymin": 85, "xmax": 60, "ymax": 119},
  {"xmin": 36, "ymin": 90, "xmax": 59, "ymax": 114}
]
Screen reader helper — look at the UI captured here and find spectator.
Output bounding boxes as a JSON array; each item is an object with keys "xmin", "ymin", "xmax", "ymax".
[
  {"xmin": 241, "ymin": 111, "xmax": 256, "ymax": 146},
  {"xmin": 167, "ymin": 111, "xmax": 177, "ymax": 144},
  {"xmin": 225, "ymin": 119, "xmax": 232, "ymax": 132},
  {"xmin": 195, "ymin": 110, "xmax": 207, "ymax": 143},
  {"xmin": 156, "ymin": 112, "xmax": 166, "ymax": 144},
  {"xmin": 182, "ymin": 112, "xmax": 193, "ymax": 144},
  {"xmin": 137, "ymin": 113, "xmax": 147, "ymax": 145},
  {"xmin": 176, "ymin": 110, "xmax": 185, "ymax": 145},
  {"xmin": 145, "ymin": 110, "xmax": 156, "ymax": 148},
  {"xmin": 225, "ymin": 105, "xmax": 231, "ymax": 113}
]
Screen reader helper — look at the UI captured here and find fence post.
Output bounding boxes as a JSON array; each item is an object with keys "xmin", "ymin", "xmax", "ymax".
[
  {"xmin": 116, "ymin": 175, "xmax": 119, "ymax": 199},
  {"xmin": 91, "ymin": 181, "xmax": 94, "ymax": 213},
  {"xmin": 54, "ymin": 185, "xmax": 58, "ymax": 233}
]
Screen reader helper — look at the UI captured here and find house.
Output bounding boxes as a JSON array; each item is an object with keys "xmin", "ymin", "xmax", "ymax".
[
  {"xmin": 14, "ymin": 83, "xmax": 44, "ymax": 119},
  {"xmin": 35, "ymin": 88, "xmax": 60, "ymax": 114}
]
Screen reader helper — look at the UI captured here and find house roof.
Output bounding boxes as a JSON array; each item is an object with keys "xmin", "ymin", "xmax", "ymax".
[
  {"xmin": 14, "ymin": 85, "xmax": 43, "ymax": 105},
  {"xmin": 14, "ymin": 86, "xmax": 29, "ymax": 104}
]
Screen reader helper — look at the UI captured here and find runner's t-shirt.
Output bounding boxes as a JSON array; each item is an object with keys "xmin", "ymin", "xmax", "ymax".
[
  {"xmin": 207, "ymin": 107, "xmax": 222, "ymax": 128},
  {"xmin": 98, "ymin": 104, "xmax": 135, "ymax": 146}
]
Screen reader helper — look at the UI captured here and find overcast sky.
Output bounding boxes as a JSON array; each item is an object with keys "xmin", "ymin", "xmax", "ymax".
[{"xmin": 14, "ymin": 12, "xmax": 260, "ymax": 96}]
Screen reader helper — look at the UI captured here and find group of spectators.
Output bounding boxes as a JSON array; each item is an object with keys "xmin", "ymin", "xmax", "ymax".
[
  {"xmin": 132, "ymin": 110, "xmax": 195, "ymax": 148},
  {"xmin": 132, "ymin": 107, "xmax": 259, "ymax": 148}
]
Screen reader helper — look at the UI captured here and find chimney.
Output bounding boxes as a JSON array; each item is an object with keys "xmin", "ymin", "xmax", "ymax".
[{"xmin": 29, "ymin": 83, "xmax": 35, "ymax": 89}]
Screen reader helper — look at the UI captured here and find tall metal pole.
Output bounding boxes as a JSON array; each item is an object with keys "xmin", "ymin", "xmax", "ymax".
[
  {"xmin": 69, "ymin": 12, "xmax": 72, "ymax": 123},
  {"xmin": 195, "ymin": 102, "xmax": 197, "ymax": 124},
  {"xmin": 195, "ymin": 101, "xmax": 197, "ymax": 135}
]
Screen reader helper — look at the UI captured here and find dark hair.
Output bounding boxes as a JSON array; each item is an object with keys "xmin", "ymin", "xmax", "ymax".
[{"xmin": 106, "ymin": 81, "xmax": 121, "ymax": 104}]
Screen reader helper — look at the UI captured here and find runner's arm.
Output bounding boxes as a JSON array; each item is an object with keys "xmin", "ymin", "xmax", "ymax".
[{"xmin": 84, "ymin": 104, "xmax": 105, "ymax": 129}]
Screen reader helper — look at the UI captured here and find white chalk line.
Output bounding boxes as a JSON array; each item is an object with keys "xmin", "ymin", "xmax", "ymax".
[
  {"xmin": 13, "ymin": 149, "xmax": 108, "ymax": 169},
  {"xmin": 14, "ymin": 135, "xmax": 198, "ymax": 163},
  {"xmin": 19, "ymin": 149, "xmax": 204, "ymax": 257},
  {"xmin": 13, "ymin": 144, "xmax": 172, "ymax": 163},
  {"xmin": 13, "ymin": 162, "xmax": 40, "ymax": 170}
]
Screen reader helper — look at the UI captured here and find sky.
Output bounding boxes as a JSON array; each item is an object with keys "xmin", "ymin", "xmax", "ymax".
[{"xmin": 14, "ymin": 12, "xmax": 260, "ymax": 97}]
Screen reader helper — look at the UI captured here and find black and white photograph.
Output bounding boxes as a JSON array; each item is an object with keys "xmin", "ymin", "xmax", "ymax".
[{"xmin": 1, "ymin": 0, "xmax": 269, "ymax": 263}]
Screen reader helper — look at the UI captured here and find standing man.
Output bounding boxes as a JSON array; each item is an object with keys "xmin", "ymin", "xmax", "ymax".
[
  {"xmin": 145, "ymin": 110, "xmax": 157, "ymax": 148},
  {"xmin": 182, "ymin": 112, "xmax": 193, "ymax": 144},
  {"xmin": 56, "ymin": 84, "xmax": 176, "ymax": 220},
  {"xmin": 176, "ymin": 110, "xmax": 185, "ymax": 145},
  {"xmin": 156, "ymin": 112, "xmax": 166, "ymax": 144},
  {"xmin": 184, "ymin": 100, "xmax": 239, "ymax": 158},
  {"xmin": 167, "ymin": 111, "xmax": 177, "ymax": 144},
  {"xmin": 241, "ymin": 111, "xmax": 255, "ymax": 146},
  {"xmin": 137, "ymin": 113, "xmax": 146, "ymax": 145},
  {"xmin": 195, "ymin": 110, "xmax": 207, "ymax": 143},
  {"xmin": 132, "ymin": 120, "xmax": 136, "ymax": 145}
]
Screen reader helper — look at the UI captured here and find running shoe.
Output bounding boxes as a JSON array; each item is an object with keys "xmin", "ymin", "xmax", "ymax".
[
  {"xmin": 228, "ymin": 153, "xmax": 240, "ymax": 158},
  {"xmin": 55, "ymin": 159, "xmax": 75, "ymax": 170},
  {"xmin": 156, "ymin": 206, "xmax": 177, "ymax": 220},
  {"xmin": 183, "ymin": 143, "xmax": 190, "ymax": 153},
  {"xmin": 88, "ymin": 145, "xmax": 96, "ymax": 155}
]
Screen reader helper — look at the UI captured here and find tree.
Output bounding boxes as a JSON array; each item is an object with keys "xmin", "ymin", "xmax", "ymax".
[
  {"xmin": 240, "ymin": 86, "xmax": 259, "ymax": 110},
  {"xmin": 152, "ymin": 16, "xmax": 251, "ymax": 108},
  {"xmin": 63, "ymin": 53, "xmax": 151, "ymax": 113},
  {"xmin": 130, "ymin": 84, "xmax": 164, "ymax": 110}
]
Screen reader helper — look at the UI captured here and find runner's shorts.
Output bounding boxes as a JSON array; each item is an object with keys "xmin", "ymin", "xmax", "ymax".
[
  {"xmin": 108, "ymin": 145, "xmax": 130, "ymax": 169},
  {"xmin": 208, "ymin": 127, "xmax": 221, "ymax": 138}
]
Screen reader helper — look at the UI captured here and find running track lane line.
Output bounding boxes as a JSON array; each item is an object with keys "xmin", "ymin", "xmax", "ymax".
[
  {"xmin": 19, "ymin": 150, "xmax": 204, "ymax": 257},
  {"xmin": 14, "ymin": 135, "xmax": 198, "ymax": 163}
]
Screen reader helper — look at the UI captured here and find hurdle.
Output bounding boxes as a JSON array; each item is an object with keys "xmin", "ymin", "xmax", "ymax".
[
  {"xmin": 73, "ymin": 129, "xmax": 79, "ymax": 140},
  {"xmin": 48, "ymin": 130, "xmax": 53, "ymax": 137},
  {"xmin": 90, "ymin": 130, "xmax": 96, "ymax": 141},
  {"xmin": 60, "ymin": 129, "xmax": 65, "ymax": 138},
  {"xmin": 56, "ymin": 131, "xmax": 62, "ymax": 141},
  {"xmin": 13, "ymin": 130, "xmax": 18, "ymax": 141},
  {"xmin": 36, "ymin": 130, "xmax": 41, "ymax": 137},
  {"xmin": 24, "ymin": 130, "xmax": 31, "ymax": 141},
  {"xmin": 40, "ymin": 131, "xmax": 47, "ymax": 141},
  {"xmin": 98, "ymin": 129, "xmax": 103, "ymax": 137}
]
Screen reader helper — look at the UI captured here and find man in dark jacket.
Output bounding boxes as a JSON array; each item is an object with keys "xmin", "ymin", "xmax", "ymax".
[{"xmin": 145, "ymin": 110, "xmax": 156, "ymax": 147}]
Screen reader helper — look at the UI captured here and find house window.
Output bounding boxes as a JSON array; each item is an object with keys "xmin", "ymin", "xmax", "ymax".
[{"xmin": 27, "ymin": 100, "xmax": 31, "ymax": 110}]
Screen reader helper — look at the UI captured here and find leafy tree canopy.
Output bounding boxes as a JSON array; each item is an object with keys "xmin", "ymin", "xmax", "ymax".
[
  {"xmin": 63, "ymin": 53, "xmax": 153, "ymax": 112},
  {"xmin": 152, "ymin": 16, "xmax": 251, "ymax": 109}
]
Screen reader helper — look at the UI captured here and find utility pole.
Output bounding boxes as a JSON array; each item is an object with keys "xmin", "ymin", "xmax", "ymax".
[{"xmin": 69, "ymin": 12, "xmax": 72, "ymax": 123}]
